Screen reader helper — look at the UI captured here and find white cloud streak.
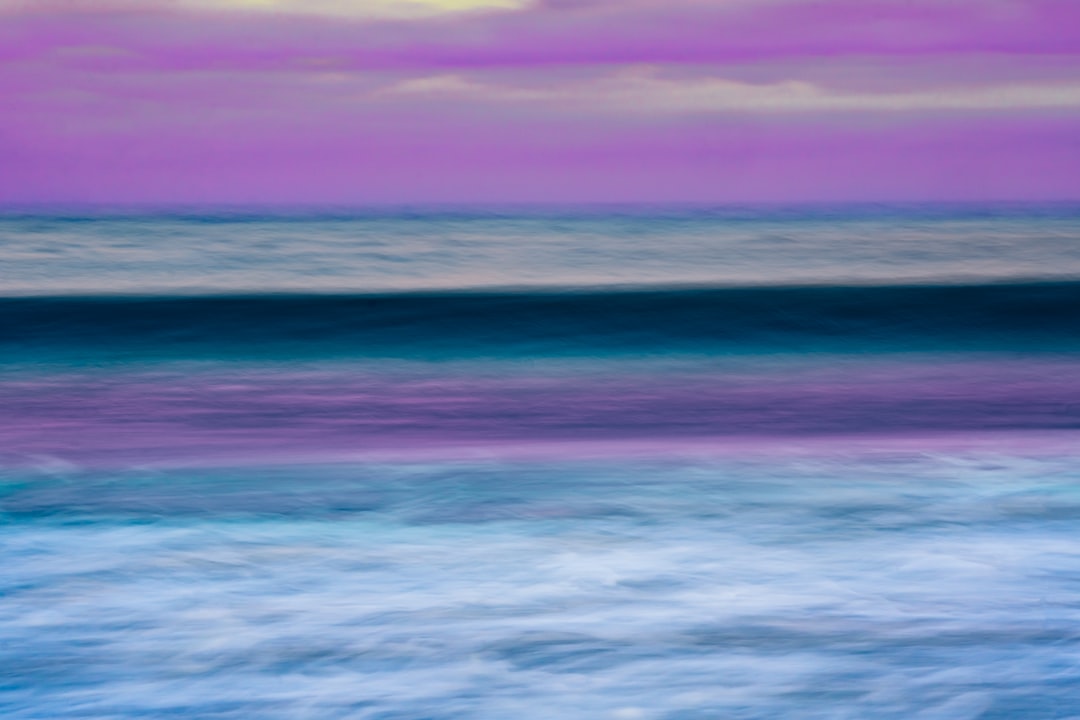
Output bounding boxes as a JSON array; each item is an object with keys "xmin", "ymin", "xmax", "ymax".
[{"xmin": 384, "ymin": 68, "xmax": 1080, "ymax": 113}]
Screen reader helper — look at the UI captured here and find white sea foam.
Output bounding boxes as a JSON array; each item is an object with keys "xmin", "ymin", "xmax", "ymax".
[{"xmin": 3, "ymin": 452, "xmax": 1080, "ymax": 717}]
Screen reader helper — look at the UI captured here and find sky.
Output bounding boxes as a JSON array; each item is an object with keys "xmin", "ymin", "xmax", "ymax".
[{"xmin": 2, "ymin": 0, "xmax": 1079, "ymax": 204}]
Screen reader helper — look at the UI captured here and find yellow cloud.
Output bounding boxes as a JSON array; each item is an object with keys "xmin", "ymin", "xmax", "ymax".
[{"xmin": 180, "ymin": 0, "xmax": 527, "ymax": 18}]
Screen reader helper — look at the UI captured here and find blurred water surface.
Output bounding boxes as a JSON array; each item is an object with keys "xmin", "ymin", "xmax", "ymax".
[
  {"xmin": 2, "ymin": 204, "xmax": 1080, "ymax": 294},
  {"xmin": 3, "ymin": 204, "xmax": 1080, "ymax": 718},
  {"xmin": 4, "ymin": 454, "xmax": 1080, "ymax": 719}
]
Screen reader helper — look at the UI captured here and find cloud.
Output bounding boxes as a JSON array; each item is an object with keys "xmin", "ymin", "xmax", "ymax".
[
  {"xmin": 0, "ymin": 0, "xmax": 527, "ymax": 18},
  {"xmin": 2, "ymin": 0, "xmax": 1079, "ymax": 203},
  {"xmin": 175, "ymin": 0, "xmax": 528, "ymax": 19},
  {"xmin": 2, "ymin": 0, "xmax": 1078, "ymax": 71},
  {"xmin": 384, "ymin": 69, "xmax": 1080, "ymax": 113}
]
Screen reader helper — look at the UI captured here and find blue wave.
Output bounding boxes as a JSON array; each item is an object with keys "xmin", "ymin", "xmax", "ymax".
[{"xmin": 3, "ymin": 281, "xmax": 1080, "ymax": 360}]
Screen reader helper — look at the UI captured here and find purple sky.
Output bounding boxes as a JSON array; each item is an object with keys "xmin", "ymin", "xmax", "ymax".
[{"xmin": 3, "ymin": 0, "xmax": 1079, "ymax": 204}]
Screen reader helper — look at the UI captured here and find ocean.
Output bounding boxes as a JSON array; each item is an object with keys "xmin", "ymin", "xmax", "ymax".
[{"xmin": 3, "ymin": 204, "xmax": 1080, "ymax": 719}]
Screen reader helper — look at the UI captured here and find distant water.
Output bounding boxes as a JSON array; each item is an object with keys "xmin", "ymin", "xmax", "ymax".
[
  {"xmin": 3, "ymin": 204, "xmax": 1080, "ymax": 294},
  {"xmin": 3, "ymin": 205, "xmax": 1080, "ymax": 719}
]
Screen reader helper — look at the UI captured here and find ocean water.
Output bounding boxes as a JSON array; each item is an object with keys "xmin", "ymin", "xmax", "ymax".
[{"xmin": 3, "ymin": 204, "xmax": 1080, "ymax": 719}]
